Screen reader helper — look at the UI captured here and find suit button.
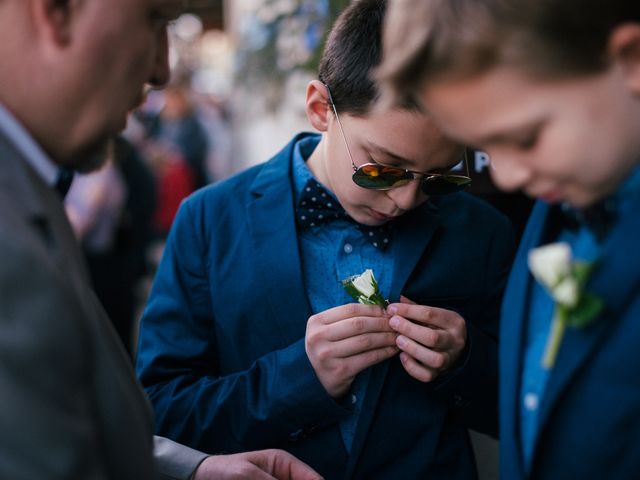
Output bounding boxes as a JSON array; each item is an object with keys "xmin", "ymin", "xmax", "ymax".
[
  {"xmin": 524, "ymin": 393, "xmax": 539, "ymax": 411},
  {"xmin": 289, "ymin": 429, "xmax": 306, "ymax": 442}
]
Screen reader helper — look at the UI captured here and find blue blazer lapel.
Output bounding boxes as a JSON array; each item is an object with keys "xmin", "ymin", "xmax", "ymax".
[
  {"xmin": 345, "ymin": 200, "xmax": 442, "ymax": 477},
  {"xmin": 246, "ymin": 137, "xmax": 313, "ymax": 342},
  {"xmin": 536, "ymin": 195, "xmax": 640, "ymax": 444},
  {"xmin": 500, "ymin": 200, "xmax": 550, "ymax": 478}
]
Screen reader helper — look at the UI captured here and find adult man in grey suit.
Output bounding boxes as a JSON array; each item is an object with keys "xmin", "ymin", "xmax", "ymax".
[{"xmin": 0, "ymin": 0, "xmax": 321, "ymax": 479}]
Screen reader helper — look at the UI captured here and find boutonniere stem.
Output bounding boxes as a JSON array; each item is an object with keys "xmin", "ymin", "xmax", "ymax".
[{"xmin": 528, "ymin": 242, "xmax": 604, "ymax": 369}]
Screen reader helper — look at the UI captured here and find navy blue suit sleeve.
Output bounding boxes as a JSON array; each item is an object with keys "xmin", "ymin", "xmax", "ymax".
[
  {"xmin": 136, "ymin": 200, "xmax": 350, "ymax": 453},
  {"xmin": 436, "ymin": 215, "xmax": 516, "ymax": 438}
]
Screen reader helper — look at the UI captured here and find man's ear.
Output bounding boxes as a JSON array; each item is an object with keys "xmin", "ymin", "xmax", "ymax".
[
  {"xmin": 31, "ymin": 0, "xmax": 76, "ymax": 47},
  {"xmin": 305, "ymin": 80, "xmax": 332, "ymax": 132},
  {"xmin": 609, "ymin": 23, "xmax": 640, "ymax": 94}
]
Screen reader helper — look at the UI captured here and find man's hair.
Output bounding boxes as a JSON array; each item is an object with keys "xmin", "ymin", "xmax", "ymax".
[
  {"xmin": 377, "ymin": 0, "xmax": 640, "ymax": 106},
  {"xmin": 318, "ymin": 0, "xmax": 388, "ymax": 115}
]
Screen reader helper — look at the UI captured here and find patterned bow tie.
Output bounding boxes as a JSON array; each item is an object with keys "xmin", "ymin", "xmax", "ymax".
[
  {"xmin": 559, "ymin": 199, "xmax": 616, "ymax": 242},
  {"xmin": 296, "ymin": 179, "xmax": 392, "ymax": 250}
]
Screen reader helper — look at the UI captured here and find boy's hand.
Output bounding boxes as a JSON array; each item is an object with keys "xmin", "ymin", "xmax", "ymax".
[
  {"xmin": 305, "ymin": 303, "xmax": 399, "ymax": 398},
  {"xmin": 194, "ymin": 449, "xmax": 323, "ymax": 479},
  {"xmin": 387, "ymin": 297, "xmax": 467, "ymax": 383}
]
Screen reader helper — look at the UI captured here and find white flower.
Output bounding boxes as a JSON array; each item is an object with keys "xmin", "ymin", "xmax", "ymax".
[
  {"xmin": 350, "ymin": 269, "xmax": 376, "ymax": 298},
  {"xmin": 342, "ymin": 269, "xmax": 388, "ymax": 307},
  {"xmin": 528, "ymin": 242, "xmax": 572, "ymax": 287},
  {"xmin": 528, "ymin": 242, "xmax": 579, "ymax": 308},
  {"xmin": 552, "ymin": 277, "xmax": 579, "ymax": 307}
]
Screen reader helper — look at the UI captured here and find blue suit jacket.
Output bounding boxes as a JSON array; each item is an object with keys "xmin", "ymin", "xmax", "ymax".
[
  {"xmin": 137, "ymin": 133, "xmax": 515, "ymax": 479},
  {"xmin": 500, "ymin": 199, "xmax": 640, "ymax": 479}
]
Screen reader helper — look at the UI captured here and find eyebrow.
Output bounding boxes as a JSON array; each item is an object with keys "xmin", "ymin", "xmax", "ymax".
[
  {"xmin": 364, "ymin": 141, "xmax": 415, "ymax": 167},
  {"xmin": 476, "ymin": 117, "xmax": 548, "ymax": 146}
]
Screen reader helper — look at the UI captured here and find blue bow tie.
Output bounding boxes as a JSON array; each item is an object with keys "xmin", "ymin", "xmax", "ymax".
[
  {"xmin": 559, "ymin": 200, "xmax": 616, "ymax": 241},
  {"xmin": 295, "ymin": 179, "xmax": 392, "ymax": 250}
]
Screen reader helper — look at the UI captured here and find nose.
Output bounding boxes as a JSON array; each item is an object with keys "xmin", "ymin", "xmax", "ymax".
[
  {"xmin": 489, "ymin": 152, "xmax": 532, "ymax": 193},
  {"xmin": 148, "ymin": 28, "xmax": 171, "ymax": 88},
  {"xmin": 385, "ymin": 179, "xmax": 424, "ymax": 211}
]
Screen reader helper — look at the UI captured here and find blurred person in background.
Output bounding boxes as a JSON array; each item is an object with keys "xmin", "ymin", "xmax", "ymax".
[
  {"xmin": 198, "ymin": 94, "xmax": 233, "ymax": 182},
  {"xmin": 65, "ymin": 136, "xmax": 157, "ymax": 357},
  {"xmin": 138, "ymin": 83, "xmax": 210, "ymax": 236},
  {"xmin": 149, "ymin": 83, "xmax": 210, "ymax": 190},
  {"xmin": 0, "ymin": 0, "xmax": 321, "ymax": 478}
]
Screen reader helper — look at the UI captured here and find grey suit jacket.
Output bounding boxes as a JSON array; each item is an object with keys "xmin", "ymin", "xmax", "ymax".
[{"xmin": 0, "ymin": 130, "xmax": 207, "ymax": 479}]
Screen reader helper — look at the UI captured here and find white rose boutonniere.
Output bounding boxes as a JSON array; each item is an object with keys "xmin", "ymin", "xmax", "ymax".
[
  {"xmin": 342, "ymin": 269, "xmax": 389, "ymax": 307},
  {"xmin": 528, "ymin": 242, "xmax": 604, "ymax": 369}
]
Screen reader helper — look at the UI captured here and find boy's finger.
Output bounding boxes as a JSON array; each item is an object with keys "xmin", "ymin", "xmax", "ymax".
[
  {"xmin": 331, "ymin": 332, "xmax": 399, "ymax": 358},
  {"xmin": 387, "ymin": 302, "xmax": 454, "ymax": 329},
  {"xmin": 395, "ymin": 334, "xmax": 448, "ymax": 370},
  {"xmin": 312, "ymin": 303, "xmax": 387, "ymax": 325},
  {"xmin": 388, "ymin": 315, "xmax": 452, "ymax": 350},
  {"xmin": 341, "ymin": 346, "xmax": 399, "ymax": 378},
  {"xmin": 398, "ymin": 352, "xmax": 440, "ymax": 383},
  {"xmin": 399, "ymin": 295, "xmax": 417, "ymax": 305},
  {"xmin": 323, "ymin": 315, "xmax": 394, "ymax": 341}
]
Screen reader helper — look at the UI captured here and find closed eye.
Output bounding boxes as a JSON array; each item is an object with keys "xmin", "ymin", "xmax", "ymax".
[{"xmin": 514, "ymin": 131, "xmax": 540, "ymax": 151}]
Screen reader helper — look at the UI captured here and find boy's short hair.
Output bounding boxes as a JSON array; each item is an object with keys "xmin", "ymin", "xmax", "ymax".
[
  {"xmin": 318, "ymin": 0, "xmax": 388, "ymax": 115},
  {"xmin": 377, "ymin": 0, "xmax": 640, "ymax": 106}
]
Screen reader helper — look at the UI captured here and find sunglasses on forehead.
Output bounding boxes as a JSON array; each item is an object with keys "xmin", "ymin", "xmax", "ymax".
[{"xmin": 324, "ymin": 83, "xmax": 472, "ymax": 196}]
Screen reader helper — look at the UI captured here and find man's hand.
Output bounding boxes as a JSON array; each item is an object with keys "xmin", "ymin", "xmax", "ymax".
[
  {"xmin": 306, "ymin": 303, "xmax": 399, "ymax": 398},
  {"xmin": 387, "ymin": 297, "xmax": 467, "ymax": 382},
  {"xmin": 193, "ymin": 449, "xmax": 323, "ymax": 480}
]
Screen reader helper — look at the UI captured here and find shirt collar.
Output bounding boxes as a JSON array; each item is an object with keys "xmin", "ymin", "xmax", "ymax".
[{"xmin": 0, "ymin": 103, "xmax": 59, "ymax": 187}]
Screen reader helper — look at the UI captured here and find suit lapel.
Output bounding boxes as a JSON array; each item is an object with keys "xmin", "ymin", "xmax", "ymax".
[
  {"xmin": 499, "ymin": 201, "xmax": 550, "ymax": 477},
  {"xmin": 0, "ymin": 131, "xmax": 90, "ymax": 285},
  {"xmin": 246, "ymin": 138, "xmax": 313, "ymax": 343},
  {"xmin": 345, "ymin": 200, "xmax": 442, "ymax": 477},
  {"xmin": 536, "ymin": 194, "xmax": 640, "ymax": 444}
]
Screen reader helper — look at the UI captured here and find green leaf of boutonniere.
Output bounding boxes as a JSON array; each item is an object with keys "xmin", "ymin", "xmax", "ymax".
[
  {"xmin": 342, "ymin": 269, "xmax": 389, "ymax": 307},
  {"xmin": 572, "ymin": 260, "xmax": 597, "ymax": 287},
  {"xmin": 567, "ymin": 292, "xmax": 605, "ymax": 328}
]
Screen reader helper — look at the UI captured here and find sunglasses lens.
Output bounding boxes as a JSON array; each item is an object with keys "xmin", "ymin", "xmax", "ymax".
[
  {"xmin": 353, "ymin": 164, "xmax": 412, "ymax": 190},
  {"xmin": 420, "ymin": 175, "xmax": 472, "ymax": 195}
]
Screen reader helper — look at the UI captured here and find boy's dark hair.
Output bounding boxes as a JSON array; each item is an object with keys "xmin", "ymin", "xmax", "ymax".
[
  {"xmin": 377, "ymin": 0, "xmax": 640, "ymax": 107},
  {"xmin": 318, "ymin": 0, "xmax": 387, "ymax": 115}
]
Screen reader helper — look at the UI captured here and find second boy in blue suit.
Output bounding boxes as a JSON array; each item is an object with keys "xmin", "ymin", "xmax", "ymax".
[
  {"xmin": 137, "ymin": 1, "xmax": 515, "ymax": 478},
  {"xmin": 379, "ymin": 0, "xmax": 640, "ymax": 478}
]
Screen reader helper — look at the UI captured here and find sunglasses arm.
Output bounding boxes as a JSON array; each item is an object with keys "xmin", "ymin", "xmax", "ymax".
[{"xmin": 323, "ymin": 82, "xmax": 359, "ymax": 172}]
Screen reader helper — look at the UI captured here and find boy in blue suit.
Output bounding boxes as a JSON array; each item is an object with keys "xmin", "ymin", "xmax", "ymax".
[
  {"xmin": 136, "ymin": 0, "xmax": 515, "ymax": 478},
  {"xmin": 378, "ymin": 0, "xmax": 640, "ymax": 479}
]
